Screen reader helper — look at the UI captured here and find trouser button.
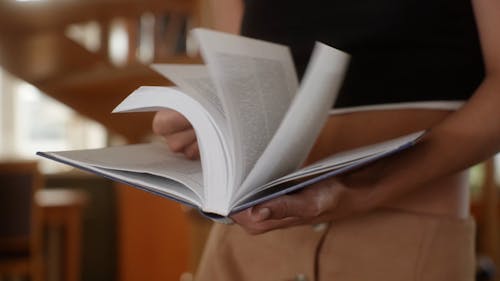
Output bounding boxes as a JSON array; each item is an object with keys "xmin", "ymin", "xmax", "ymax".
[
  {"xmin": 294, "ymin": 274, "xmax": 307, "ymax": 281},
  {"xmin": 312, "ymin": 222, "xmax": 328, "ymax": 232}
]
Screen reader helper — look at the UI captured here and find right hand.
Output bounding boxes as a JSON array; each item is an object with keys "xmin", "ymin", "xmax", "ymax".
[{"xmin": 152, "ymin": 109, "xmax": 200, "ymax": 160}]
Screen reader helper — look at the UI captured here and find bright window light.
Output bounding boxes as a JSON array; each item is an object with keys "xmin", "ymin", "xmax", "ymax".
[
  {"xmin": 65, "ymin": 21, "xmax": 101, "ymax": 53},
  {"xmin": 0, "ymin": 69, "xmax": 107, "ymax": 173},
  {"xmin": 109, "ymin": 18, "xmax": 129, "ymax": 66}
]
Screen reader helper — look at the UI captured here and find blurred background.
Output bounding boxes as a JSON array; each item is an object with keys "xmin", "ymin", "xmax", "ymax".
[
  {"xmin": 0, "ymin": 0, "xmax": 220, "ymax": 280},
  {"xmin": 0, "ymin": 0, "xmax": 498, "ymax": 281}
]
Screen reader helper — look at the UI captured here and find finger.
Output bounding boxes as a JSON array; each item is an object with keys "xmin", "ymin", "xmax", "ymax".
[
  {"xmin": 164, "ymin": 129, "xmax": 197, "ymax": 152},
  {"xmin": 255, "ymin": 194, "xmax": 311, "ymax": 220},
  {"xmin": 255, "ymin": 181, "xmax": 341, "ymax": 220},
  {"xmin": 232, "ymin": 209, "xmax": 302, "ymax": 234},
  {"xmin": 183, "ymin": 142, "xmax": 200, "ymax": 160},
  {"xmin": 250, "ymin": 217, "xmax": 302, "ymax": 234},
  {"xmin": 232, "ymin": 207, "xmax": 270, "ymax": 225},
  {"xmin": 152, "ymin": 110, "xmax": 192, "ymax": 136}
]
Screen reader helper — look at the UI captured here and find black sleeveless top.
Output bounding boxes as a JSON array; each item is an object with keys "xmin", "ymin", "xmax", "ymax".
[{"xmin": 241, "ymin": 0, "xmax": 485, "ymax": 108}]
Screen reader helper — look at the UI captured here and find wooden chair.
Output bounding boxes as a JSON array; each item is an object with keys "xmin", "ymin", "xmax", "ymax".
[{"xmin": 0, "ymin": 161, "xmax": 44, "ymax": 281}]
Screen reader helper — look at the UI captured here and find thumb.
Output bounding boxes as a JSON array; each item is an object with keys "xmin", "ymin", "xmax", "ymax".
[
  {"xmin": 256, "ymin": 180, "xmax": 346, "ymax": 220},
  {"xmin": 254, "ymin": 194, "xmax": 305, "ymax": 220}
]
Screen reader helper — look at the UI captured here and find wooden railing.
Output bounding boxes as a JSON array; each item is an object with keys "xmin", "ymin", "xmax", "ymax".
[{"xmin": 0, "ymin": 0, "xmax": 205, "ymax": 143}]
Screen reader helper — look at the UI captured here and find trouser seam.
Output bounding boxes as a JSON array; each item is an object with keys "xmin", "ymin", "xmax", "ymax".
[{"xmin": 314, "ymin": 223, "xmax": 333, "ymax": 281}]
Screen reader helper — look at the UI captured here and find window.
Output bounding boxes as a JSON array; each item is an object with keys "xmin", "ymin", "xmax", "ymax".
[{"xmin": 0, "ymin": 68, "xmax": 107, "ymax": 173}]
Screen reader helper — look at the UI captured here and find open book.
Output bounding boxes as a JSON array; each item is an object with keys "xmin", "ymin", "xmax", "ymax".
[{"xmin": 37, "ymin": 29, "xmax": 425, "ymax": 220}]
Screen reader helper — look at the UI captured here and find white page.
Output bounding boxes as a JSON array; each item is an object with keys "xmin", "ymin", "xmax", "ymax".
[
  {"xmin": 151, "ymin": 64, "xmax": 234, "ymax": 184},
  {"xmin": 233, "ymin": 157, "xmax": 370, "ymax": 207},
  {"xmin": 48, "ymin": 142, "xmax": 204, "ymax": 199},
  {"xmin": 289, "ymin": 131, "xmax": 425, "ymax": 177},
  {"xmin": 151, "ymin": 64, "xmax": 228, "ymax": 132},
  {"xmin": 235, "ymin": 43, "xmax": 350, "ymax": 200},
  {"xmin": 255, "ymin": 131, "xmax": 424, "ymax": 194},
  {"xmin": 193, "ymin": 28, "xmax": 299, "ymax": 188},
  {"xmin": 113, "ymin": 86, "xmax": 231, "ymax": 213},
  {"xmin": 232, "ymin": 131, "xmax": 425, "ymax": 207},
  {"xmin": 40, "ymin": 151, "xmax": 202, "ymax": 207},
  {"xmin": 104, "ymin": 169, "xmax": 201, "ymax": 206}
]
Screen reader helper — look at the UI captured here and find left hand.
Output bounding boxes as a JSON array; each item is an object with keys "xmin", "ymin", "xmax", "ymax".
[{"xmin": 231, "ymin": 177, "xmax": 376, "ymax": 235}]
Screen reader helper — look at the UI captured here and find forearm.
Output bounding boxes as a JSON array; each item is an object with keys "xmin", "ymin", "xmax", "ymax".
[
  {"xmin": 366, "ymin": 0, "xmax": 500, "ymax": 209},
  {"xmin": 366, "ymin": 74, "xmax": 500, "ymax": 208}
]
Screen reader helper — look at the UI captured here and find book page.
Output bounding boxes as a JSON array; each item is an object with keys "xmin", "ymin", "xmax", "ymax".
[
  {"xmin": 39, "ymin": 147, "xmax": 203, "ymax": 207},
  {"xmin": 235, "ymin": 43, "xmax": 350, "ymax": 200},
  {"xmin": 49, "ymin": 142, "xmax": 204, "ymax": 199},
  {"xmin": 150, "ymin": 64, "xmax": 233, "ymax": 173},
  {"xmin": 151, "ymin": 65, "xmax": 228, "ymax": 132},
  {"xmin": 246, "ymin": 131, "xmax": 424, "ymax": 198},
  {"xmin": 113, "ymin": 86, "xmax": 232, "ymax": 213},
  {"xmin": 193, "ymin": 28, "xmax": 299, "ymax": 188},
  {"xmin": 231, "ymin": 131, "xmax": 425, "ymax": 210}
]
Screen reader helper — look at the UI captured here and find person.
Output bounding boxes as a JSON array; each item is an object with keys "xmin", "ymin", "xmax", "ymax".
[{"xmin": 152, "ymin": 0, "xmax": 500, "ymax": 280}]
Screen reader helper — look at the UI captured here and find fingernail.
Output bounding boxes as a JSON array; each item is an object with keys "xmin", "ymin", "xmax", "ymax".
[{"xmin": 253, "ymin": 208, "xmax": 271, "ymax": 221}]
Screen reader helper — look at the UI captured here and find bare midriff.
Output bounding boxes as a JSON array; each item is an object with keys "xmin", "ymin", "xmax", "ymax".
[{"xmin": 306, "ymin": 109, "xmax": 469, "ymax": 219}]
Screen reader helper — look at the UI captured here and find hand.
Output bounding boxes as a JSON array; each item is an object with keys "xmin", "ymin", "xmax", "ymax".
[
  {"xmin": 152, "ymin": 109, "xmax": 200, "ymax": 159},
  {"xmin": 231, "ymin": 177, "xmax": 377, "ymax": 235}
]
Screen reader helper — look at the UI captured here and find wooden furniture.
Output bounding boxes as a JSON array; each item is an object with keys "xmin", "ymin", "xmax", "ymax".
[
  {"xmin": 36, "ymin": 189, "xmax": 88, "ymax": 281},
  {"xmin": 0, "ymin": 161, "xmax": 44, "ymax": 281}
]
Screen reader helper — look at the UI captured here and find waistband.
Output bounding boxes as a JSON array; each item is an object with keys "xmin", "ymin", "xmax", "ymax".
[{"xmin": 330, "ymin": 100, "xmax": 465, "ymax": 115}]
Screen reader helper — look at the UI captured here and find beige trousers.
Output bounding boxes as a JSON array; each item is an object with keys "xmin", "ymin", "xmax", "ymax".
[{"xmin": 196, "ymin": 208, "xmax": 475, "ymax": 281}]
